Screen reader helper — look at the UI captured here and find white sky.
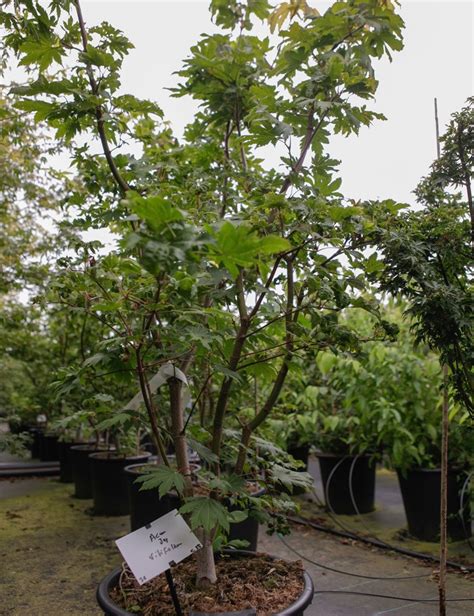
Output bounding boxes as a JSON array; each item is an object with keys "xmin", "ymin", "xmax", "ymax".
[{"xmin": 77, "ymin": 0, "xmax": 474, "ymax": 206}]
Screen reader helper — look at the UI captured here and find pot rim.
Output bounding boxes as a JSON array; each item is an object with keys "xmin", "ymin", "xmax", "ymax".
[
  {"xmin": 70, "ymin": 444, "xmax": 111, "ymax": 453},
  {"xmin": 89, "ymin": 451, "xmax": 152, "ymax": 462},
  {"xmin": 397, "ymin": 466, "xmax": 469, "ymax": 475},
  {"xmin": 96, "ymin": 549, "xmax": 314, "ymax": 616},
  {"xmin": 124, "ymin": 461, "xmax": 201, "ymax": 475},
  {"xmin": 314, "ymin": 451, "xmax": 373, "ymax": 460}
]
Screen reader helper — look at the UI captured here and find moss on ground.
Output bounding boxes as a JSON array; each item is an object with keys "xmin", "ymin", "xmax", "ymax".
[{"xmin": 0, "ymin": 477, "xmax": 128, "ymax": 615}]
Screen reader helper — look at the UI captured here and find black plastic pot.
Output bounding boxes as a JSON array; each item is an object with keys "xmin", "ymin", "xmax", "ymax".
[
  {"xmin": 317, "ymin": 453, "xmax": 376, "ymax": 515},
  {"xmin": 71, "ymin": 444, "xmax": 108, "ymax": 499},
  {"xmin": 39, "ymin": 433, "xmax": 59, "ymax": 462},
  {"xmin": 397, "ymin": 467, "xmax": 472, "ymax": 542},
  {"xmin": 96, "ymin": 549, "xmax": 314, "ymax": 616},
  {"xmin": 58, "ymin": 440, "xmax": 86, "ymax": 483},
  {"xmin": 125, "ymin": 461, "xmax": 201, "ymax": 531},
  {"xmin": 125, "ymin": 464, "xmax": 263, "ymax": 551},
  {"xmin": 90, "ymin": 451, "xmax": 152, "ymax": 516},
  {"xmin": 226, "ymin": 487, "xmax": 265, "ymax": 551},
  {"xmin": 29, "ymin": 427, "xmax": 43, "ymax": 459},
  {"xmin": 287, "ymin": 443, "xmax": 310, "ymax": 471}
]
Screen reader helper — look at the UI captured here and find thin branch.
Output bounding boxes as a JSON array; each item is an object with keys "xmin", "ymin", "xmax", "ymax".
[
  {"xmin": 135, "ymin": 349, "xmax": 169, "ymax": 466},
  {"xmin": 74, "ymin": 0, "xmax": 132, "ymax": 196}
]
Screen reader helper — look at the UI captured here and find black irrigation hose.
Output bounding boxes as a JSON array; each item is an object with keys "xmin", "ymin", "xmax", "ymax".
[
  {"xmin": 311, "ymin": 590, "xmax": 474, "ymax": 603},
  {"xmin": 307, "ymin": 455, "xmax": 474, "ymax": 571},
  {"xmin": 288, "ymin": 515, "xmax": 474, "ymax": 573},
  {"xmin": 277, "ymin": 534, "xmax": 429, "ymax": 580}
]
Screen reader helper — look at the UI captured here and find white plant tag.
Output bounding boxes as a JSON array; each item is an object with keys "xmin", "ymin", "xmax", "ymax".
[{"xmin": 115, "ymin": 509, "xmax": 202, "ymax": 585}]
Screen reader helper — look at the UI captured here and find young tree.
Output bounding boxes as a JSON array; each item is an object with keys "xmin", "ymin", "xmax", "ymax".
[
  {"xmin": 1, "ymin": 0, "xmax": 404, "ymax": 589},
  {"xmin": 376, "ymin": 98, "xmax": 473, "ymax": 616},
  {"xmin": 377, "ymin": 98, "xmax": 473, "ymax": 416}
]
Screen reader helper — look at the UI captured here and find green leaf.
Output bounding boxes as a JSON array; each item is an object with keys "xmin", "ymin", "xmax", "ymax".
[
  {"xmin": 270, "ymin": 463, "xmax": 313, "ymax": 493},
  {"xmin": 212, "ymin": 223, "xmax": 289, "ymax": 278},
  {"xmin": 227, "ymin": 510, "xmax": 248, "ymax": 524},
  {"xmin": 127, "ymin": 195, "xmax": 183, "ymax": 230},
  {"xmin": 13, "ymin": 100, "xmax": 55, "ymax": 122},
  {"xmin": 180, "ymin": 497, "xmax": 230, "ymax": 533},
  {"xmin": 81, "ymin": 46, "xmax": 115, "ymax": 68},
  {"xmin": 259, "ymin": 235, "xmax": 291, "ymax": 254},
  {"xmin": 95, "ymin": 412, "xmax": 131, "ymax": 430},
  {"xmin": 316, "ymin": 351, "xmax": 337, "ymax": 375},
  {"xmin": 135, "ymin": 465, "xmax": 185, "ymax": 498},
  {"xmin": 19, "ymin": 37, "xmax": 63, "ymax": 71},
  {"xmin": 186, "ymin": 437, "xmax": 219, "ymax": 464}
]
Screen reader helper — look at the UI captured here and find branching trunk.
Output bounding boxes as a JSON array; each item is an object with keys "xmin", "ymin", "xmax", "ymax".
[{"xmin": 235, "ymin": 260, "xmax": 296, "ymax": 474}]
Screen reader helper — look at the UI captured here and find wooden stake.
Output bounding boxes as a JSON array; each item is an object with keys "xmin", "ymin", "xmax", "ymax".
[
  {"xmin": 434, "ymin": 97, "xmax": 448, "ymax": 616},
  {"xmin": 439, "ymin": 363, "xmax": 449, "ymax": 616}
]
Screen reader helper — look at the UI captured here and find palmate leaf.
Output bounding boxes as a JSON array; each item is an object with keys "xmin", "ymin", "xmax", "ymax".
[
  {"xmin": 270, "ymin": 463, "xmax": 314, "ymax": 492},
  {"xmin": 180, "ymin": 497, "xmax": 230, "ymax": 533},
  {"xmin": 95, "ymin": 412, "xmax": 132, "ymax": 430},
  {"xmin": 186, "ymin": 437, "xmax": 219, "ymax": 465},
  {"xmin": 212, "ymin": 222, "xmax": 291, "ymax": 278},
  {"xmin": 127, "ymin": 195, "xmax": 184, "ymax": 230},
  {"xmin": 19, "ymin": 37, "xmax": 63, "ymax": 71},
  {"xmin": 135, "ymin": 465, "xmax": 186, "ymax": 498}
]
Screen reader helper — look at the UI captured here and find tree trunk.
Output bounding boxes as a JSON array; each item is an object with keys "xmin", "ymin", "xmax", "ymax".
[
  {"xmin": 169, "ymin": 377, "xmax": 217, "ymax": 587},
  {"xmin": 195, "ymin": 528, "xmax": 217, "ymax": 587}
]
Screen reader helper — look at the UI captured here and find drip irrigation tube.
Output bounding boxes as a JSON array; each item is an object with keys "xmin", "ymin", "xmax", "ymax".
[
  {"xmin": 278, "ymin": 534, "xmax": 429, "ymax": 580},
  {"xmin": 288, "ymin": 515, "xmax": 474, "ymax": 573}
]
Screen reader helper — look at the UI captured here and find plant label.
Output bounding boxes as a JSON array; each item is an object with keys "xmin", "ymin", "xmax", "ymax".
[{"xmin": 115, "ymin": 509, "xmax": 202, "ymax": 585}]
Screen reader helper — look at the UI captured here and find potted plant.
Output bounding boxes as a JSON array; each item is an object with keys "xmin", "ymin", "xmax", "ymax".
[
  {"xmin": 384, "ymin": 394, "xmax": 473, "ymax": 542},
  {"xmin": 3, "ymin": 0, "xmax": 404, "ymax": 611},
  {"xmin": 289, "ymin": 344, "xmax": 396, "ymax": 515}
]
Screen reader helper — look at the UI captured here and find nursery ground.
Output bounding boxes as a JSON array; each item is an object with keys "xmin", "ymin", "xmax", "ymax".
[{"xmin": 1, "ymin": 470, "xmax": 474, "ymax": 615}]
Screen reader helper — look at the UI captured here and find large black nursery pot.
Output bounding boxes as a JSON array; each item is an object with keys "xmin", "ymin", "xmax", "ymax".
[
  {"xmin": 90, "ymin": 451, "xmax": 151, "ymax": 516},
  {"xmin": 39, "ymin": 432, "xmax": 60, "ymax": 462},
  {"xmin": 71, "ymin": 444, "xmax": 108, "ymax": 499},
  {"xmin": 125, "ymin": 461, "xmax": 201, "ymax": 531},
  {"xmin": 96, "ymin": 550, "xmax": 314, "ymax": 616},
  {"xmin": 58, "ymin": 440, "xmax": 86, "ymax": 483},
  {"xmin": 397, "ymin": 467, "xmax": 472, "ymax": 542},
  {"xmin": 125, "ymin": 463, "xmax": 263, "ymax": 551},
  {"xmin": 287, "ymin": 442, "xmax": 311, "ymax": 471},
  {"xmin": 226, "ymin": 486, "xmax": 266, "ymax": 551},
  {"xmin": 317, "ymin": 453, "xmax": 376, "ymax": 515},
  {"xmin": 28, "ymin": 427, "xmax": 43, "ymax": 459}
]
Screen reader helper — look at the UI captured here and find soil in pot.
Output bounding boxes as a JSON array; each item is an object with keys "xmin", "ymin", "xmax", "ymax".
[
  {"xmin": 397, "ymin": 467, "xmax": 472, "ymax": 542},
  {"xmin": 39, "ymin": 433, "xmax": 59, "ymax": 462},
  {"xmin": 317, "ymin": 453, "xmax": 376, "ymax": 515},
  {"xmin": 58, "ymin": 440, "xmax": 87, "ymax": 483},
  {"xmin": 90, "ymin": 451, "xmax": 152, "ymax": 516},
  {"xmin": 102, "ymin": 551, "xmax": 313, "ymax": 616}
]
